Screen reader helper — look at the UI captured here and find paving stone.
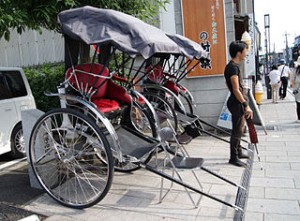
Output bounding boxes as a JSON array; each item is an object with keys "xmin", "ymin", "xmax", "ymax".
[
  {"xmin": 266, "ymin": 156, "xmax": 300, "ymax": 163},
  {"xmin": 293, "ymin": 178, "xmax": 300, "ymax": 188},
  {"xmin": 246, "ymin": 198, "xmax": 300, "ymax": 214},
  {"xmin": 265, "ymin": 187, "xmax": 300, "ymax": 200},
  {"xmin": 290, "ymin": 162, "xmax": 300, "ymax": 170},
  {"xmin": 286, "ymin": 142, "xmax": 300, "ymax": 149},
  {"xmin": 266, "ymin": 169, "xmax": 300, "ymax": 178},
  {"xmin": 260, "ymin": 142, "xmax": 285, "ymax": 149},
  {"xmin": 197, "ymin": 207, "xmax": 235, "ymax": 219},
  {"xmin": 208, "ymin": 184, "xmax": 237, "ymax": 196},
  {"xmin": 287, "ymin": 151, "xmax": 300, "ymax": 157},
  {"xmin": 252, "ymin": 162, "xmax": 290, "ymax": 170},
  {"xmin": 264, "ymin": 213, "xmax": 300, "ymax": 221},
  {"xmin": 244, "ymin": 212, "xmax": 263, "ymax": 221},
  {"xmin": 251, "ymin": 168, "xmax": 265, "ymax": 178},
  {"xmin": 250, "ymin": 177, "xmax": 294, "ymax": 188},
  {"xmin": 248, "ymin": 186, "xmax": 265, "ymax": 198},
  {"xmin": 259, "ymin": 150, "xmax": 287, "ymax": 157}
]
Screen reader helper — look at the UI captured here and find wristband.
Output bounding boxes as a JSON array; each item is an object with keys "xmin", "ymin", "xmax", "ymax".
[{"xmin": 242, "ymin": 101, "xmax": 248, "ymax": 108}]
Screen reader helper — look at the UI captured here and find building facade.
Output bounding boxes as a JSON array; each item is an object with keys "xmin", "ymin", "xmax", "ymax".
[{"xmin": 159, "ymin": 0, "xmax": 257, "ymax": 126}]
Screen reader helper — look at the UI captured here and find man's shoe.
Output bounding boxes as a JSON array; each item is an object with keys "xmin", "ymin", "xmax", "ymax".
[
  {"xmin": 229, "ymin": 158, "xmax": 247, "ymax": 167},
  {"xmin": 238, "ymin": 149, "xmax": 250, "ymax": 159}
]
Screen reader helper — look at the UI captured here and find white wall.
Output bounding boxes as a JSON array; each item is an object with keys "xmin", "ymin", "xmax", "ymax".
[{"xmin": 0, "ymin": 28, "xmax": 64, "ymax": 67}]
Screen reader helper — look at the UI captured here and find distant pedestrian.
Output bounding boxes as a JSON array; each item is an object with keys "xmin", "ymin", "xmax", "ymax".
[
  {"xmin": 268, "ymin": 65, "xmax": 281, "ymax": 103},
  {"xmin": 278, "ymin": 59, "xmax": 292, "ymax": 99},
  {"xmin": 224, "ymin": 41, "xmax": 252, "ymax": 167},
  {"xmin": 290, "ymin": 57, "xmax": 300, "ymax": 122}
]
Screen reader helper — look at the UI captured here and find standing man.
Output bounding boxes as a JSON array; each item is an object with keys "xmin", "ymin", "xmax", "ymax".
[
  {"xmin": 224, "ymin": 41, "xmax": 253, "ymax": 167},
  {"xmin": 278, "ymin": 59, "xmax": 291, "ymax": 100},
  {"xmin": 268, "ymin": 65, "xmax": 281, "ymax": 103}
]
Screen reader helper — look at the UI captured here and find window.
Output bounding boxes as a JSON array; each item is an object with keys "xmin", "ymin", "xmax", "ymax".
[
  {"xmin": 1, "ymin": 71, "xmax": 27, "ymax": 99},
  {"xmin": 0, "ymin": 73, "xmax": 12, "ymax": 100}
]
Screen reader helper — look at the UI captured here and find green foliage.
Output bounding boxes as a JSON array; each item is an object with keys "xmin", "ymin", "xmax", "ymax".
[
  {"xmin": 24, "ymin": 64, "xmax": 65, "ymax": 112},
  {"xmin": 0, "ymin": 0, "xmax": 169, "ymax": 40}
]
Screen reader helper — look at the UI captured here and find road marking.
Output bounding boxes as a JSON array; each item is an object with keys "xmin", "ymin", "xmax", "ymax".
[{"xmin": 0, "ymin": 157, "xmax": 26, "ymax": 170}]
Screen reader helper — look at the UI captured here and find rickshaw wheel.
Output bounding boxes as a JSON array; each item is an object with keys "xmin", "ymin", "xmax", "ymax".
[
  {"xmin": 143, "ymin": 92, "xmax": 178, "ymax": 132},
  {"xmin": 179, "ymin": 93, "xmax": 194, "ymax": 115},
  {"xmin": 66, "ymin": 102, "xmax": 142, "ymax": 173},
  {"xmin": 29, "ymin": 108, "xmax": 114, "ymax": 209}
]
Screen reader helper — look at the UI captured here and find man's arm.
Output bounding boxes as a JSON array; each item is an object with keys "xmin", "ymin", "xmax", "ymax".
[{"xmin": 230, "ymin": 75, "xmax": 253, "ymax": 119}]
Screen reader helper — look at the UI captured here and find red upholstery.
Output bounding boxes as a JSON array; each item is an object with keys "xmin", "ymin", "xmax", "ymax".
[
  {"xmin": 178, "ymin": 84, "xmax": 187, "ymax": 93},
  {"xmin": 65, "ymin": 63, "xmax": 109, "ymax": 99},
  {"xmin": 147, "ymin": 65, "xmax": 163, "ymax": 83},
  {"xmin": 164, "ymin": 80, "xmax": 179, "ymax": 95},
  {"xmin": 93, "ymin": 99, "xmax": 120, "ymax": 112},
  {"xmin": 112, "ymin": 75, "xmax": 128, "ymax": 83},
  {"xmin": 66, "ymin": 63, "xmax": 132, "ymax": 113},
  {"xmin": 106, "ymin": 80, "xmax": 131, "ymax": 104}
]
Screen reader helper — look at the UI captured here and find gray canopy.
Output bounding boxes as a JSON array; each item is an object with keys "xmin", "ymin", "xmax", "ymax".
[
  {"xmin": 166, "ymin": 33, "xmax": 209, "ymax": 60},
  {"xmin": 58, "ymin": 6, "xmax": 184, "ymax": 59}
]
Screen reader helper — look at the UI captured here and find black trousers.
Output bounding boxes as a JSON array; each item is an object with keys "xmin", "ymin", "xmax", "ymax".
[
  {"xmin": 297, "ymin": 101, "xmax": 300, "ymax": 120},
  {"xmin": 279, "ymin": 77, "xmax": 288, "ymax": 98},
  {"xmin": 227, "ymin": 96, "xmax": 245, "ymax": 159}
]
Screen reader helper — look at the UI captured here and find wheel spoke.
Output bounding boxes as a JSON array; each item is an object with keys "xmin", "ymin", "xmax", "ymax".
[{"xmin": 29, "ymin": 109, "xmax": 113, "ymax": 208}]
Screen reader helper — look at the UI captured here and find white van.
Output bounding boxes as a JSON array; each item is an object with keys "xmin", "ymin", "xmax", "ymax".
[{"xmin": 0, "ymin": 67, "xmax": 36, "ymax": 158}]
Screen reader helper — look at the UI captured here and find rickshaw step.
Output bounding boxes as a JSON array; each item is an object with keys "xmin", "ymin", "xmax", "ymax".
[
  {"xmin": 167, "ymin": 132, "xmax": 193, "ymax": 144},
  {"xmin": 166, "ymin": 155, "xmax": 204, "ymax": 169}
]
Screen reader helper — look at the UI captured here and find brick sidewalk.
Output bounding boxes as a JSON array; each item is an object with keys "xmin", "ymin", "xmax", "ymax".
[{"xmin": 244, "ymin": 90, "xmax": 300, "ymax": 221}]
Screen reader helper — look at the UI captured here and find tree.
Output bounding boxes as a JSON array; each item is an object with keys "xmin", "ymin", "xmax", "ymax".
[{"xmin": 0, "ymin": 0, "xmax": 169, "ymax": 41}]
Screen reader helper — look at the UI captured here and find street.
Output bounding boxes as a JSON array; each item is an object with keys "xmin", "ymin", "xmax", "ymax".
[{"xmin": 0, "ymin": 156, "xmax": 46, "ymax": 221}]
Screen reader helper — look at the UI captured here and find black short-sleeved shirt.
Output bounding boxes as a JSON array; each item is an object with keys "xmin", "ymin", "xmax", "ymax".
[{"xmin": 224, "ymin": 60, "xmax": 243, "ymax": 95}]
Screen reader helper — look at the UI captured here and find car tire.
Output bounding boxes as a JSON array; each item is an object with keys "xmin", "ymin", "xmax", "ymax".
[{"xmin": 9, "ymin": 124, "xmax": 26, "ymax": 159}]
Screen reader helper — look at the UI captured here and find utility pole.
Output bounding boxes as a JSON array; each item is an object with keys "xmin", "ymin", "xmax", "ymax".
[
  {"xmin": 284, "ymin": 32, "xmax": 290, "ymax": 64},
  {"xmin": 264, "ymin": 14, "xmax": 271, "ymax": 99}
]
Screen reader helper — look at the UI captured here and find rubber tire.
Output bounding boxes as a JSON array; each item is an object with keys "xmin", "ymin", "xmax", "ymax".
[
  {"xmin": 9, "ymin": 124, "xmax": 26, "ymax": 159},
  {"xmin": 29, "ymin": 108, "xmax": 114, "ymax": 209},
  {"xmin": 143, "ymin": 92, "xmax": 178, "ymax": 132}
]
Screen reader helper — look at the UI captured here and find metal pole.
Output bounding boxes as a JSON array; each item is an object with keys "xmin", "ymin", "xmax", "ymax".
[
  {"xmin": 264, "ymin": 30, "xmax": 271, "ymax": 99},
  {"xmin": 264, "ymin": 14, "xmax": 271, "ymax": 99},
  {"xmin": 268, "ymin": 26, "xmax": 271, "ymax": 65},
  {"xmin": 285, "ymin": 33, "xmax": 290, "ymax": 64}
]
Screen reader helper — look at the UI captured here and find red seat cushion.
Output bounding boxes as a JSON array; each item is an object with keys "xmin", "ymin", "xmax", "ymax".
[
  {"xmin": 106, "ymin": 80, "xmax": 131, "ymax": 104},
  {"xmin": 164, "ymin": 80, "xmax": 179, "ymax": 95},
  {"xmin": 93, "ymin": 98, "xmax": 121, "ymax": 113},
  {"xmin": 66, "ymin": 64, "xmax": 132, "ymax": 113},
  {"xmin": 65, "ymin": 63, "xmax": 109, "ymax": 99}
]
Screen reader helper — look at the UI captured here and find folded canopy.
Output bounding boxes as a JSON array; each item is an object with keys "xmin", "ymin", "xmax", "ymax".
[
  {"xmin": 166, "ymin": 33, "xmax": 209, "ymax": 60},
  {"xmin": 58, "ymin": 6, "xmax": 184, "ymax": 59}
]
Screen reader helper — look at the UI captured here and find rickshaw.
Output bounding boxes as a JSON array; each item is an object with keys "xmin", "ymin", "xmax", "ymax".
[
  {"xmin": 140, "ymin": 33, "xmax": 254, "ymax": 150},
  {"xmin": 28, "ymin": 6, "xmax": 248, "ymax": 212}
]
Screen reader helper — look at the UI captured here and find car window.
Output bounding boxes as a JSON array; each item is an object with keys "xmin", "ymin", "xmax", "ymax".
[
  {"xmin": 0, "ymin": 73, "xmax": 12, "ymax": 100},
  {"xmin": 2, "ymin": 71, "xmax": 28, "ymax": 98}
]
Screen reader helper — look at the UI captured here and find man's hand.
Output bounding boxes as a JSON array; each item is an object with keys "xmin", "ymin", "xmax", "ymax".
[{"xmin": 244, "ymin": 106, "xmax": 253, "ymax": 119}]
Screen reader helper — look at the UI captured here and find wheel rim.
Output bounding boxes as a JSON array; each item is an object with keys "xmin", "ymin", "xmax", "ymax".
[
  {"xmin": 144, "ymin": 93, "xmax": 177, "ymax": 132},
  {"xmin": 15, "ymin": 129, "xmax": 25, "ymax": 153},
  {"xmin": 30, "ymin": 110, "xmax": 113, "ymax": 207},
  {"xmin": 131, "ymin": 105, "xmax": 153, "ymax": 137}
]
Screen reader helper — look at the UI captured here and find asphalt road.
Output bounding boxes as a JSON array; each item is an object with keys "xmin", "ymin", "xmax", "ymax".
[{"xmin": 0, "ymin": 157, "xmax": 46, "ymax": 221}]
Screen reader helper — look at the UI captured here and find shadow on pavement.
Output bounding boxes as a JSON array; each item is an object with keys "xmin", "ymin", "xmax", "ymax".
[{"xmin": 0, "ymin": 165, "xmax": 46, "ymax": 221}]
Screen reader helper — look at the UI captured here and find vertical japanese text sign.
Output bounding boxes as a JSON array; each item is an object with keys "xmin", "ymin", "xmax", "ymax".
[{"xmin": 182, "ymin": 0, "xmax": 227, "ymax": 77}]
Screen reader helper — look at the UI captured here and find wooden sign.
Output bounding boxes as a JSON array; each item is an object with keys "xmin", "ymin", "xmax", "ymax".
[{"xmin": 182, "ymin": 0, "xmax": 227, "ymax": 77}]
